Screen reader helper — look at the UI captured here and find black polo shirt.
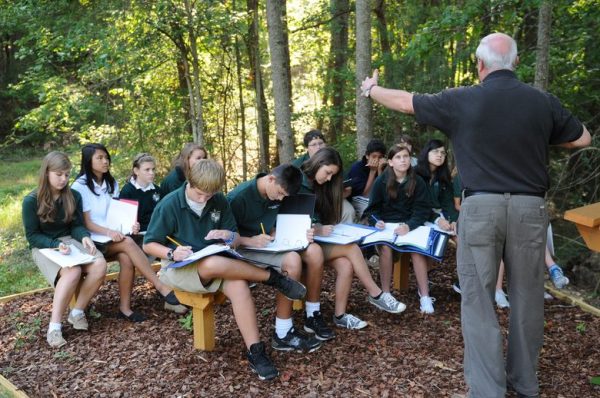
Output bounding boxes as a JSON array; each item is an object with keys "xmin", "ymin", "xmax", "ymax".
[{"xmin": 413, "ymin": 70, "xmax": 584, "ymax": 193}]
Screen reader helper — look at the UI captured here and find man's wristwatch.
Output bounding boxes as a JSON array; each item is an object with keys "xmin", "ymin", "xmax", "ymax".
[{"xmin": 166, "ymin": 249, "xmax": 174, "ymax": 261}]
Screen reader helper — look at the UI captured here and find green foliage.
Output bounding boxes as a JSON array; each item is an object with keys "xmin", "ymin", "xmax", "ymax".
[
  {"xmin": 178, "ymin": 312, "xmax": 193, "ymax": 332},
  {"xmin": 575, "ymin": 321, "xmax": 586, "ymax": 335},
  {"xmin": 14, "ymin": 316, "xmax": 42, "ymax": 349}
]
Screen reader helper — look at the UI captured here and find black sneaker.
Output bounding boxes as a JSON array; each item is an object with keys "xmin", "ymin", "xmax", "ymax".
[
  {"xmin": 263, "ymin": 269, "xmax": 306, "ymax": 300},
  {"xmin": 247, "ymin": 342, "xmax": 279, "ymax": 381},
  {"xmin": 272, "ymin": 327, "xmax": 322, "ymax": 353},
  {"xmin": 304, "ymin": 311, "xmax": 336, "ymax": 341}
]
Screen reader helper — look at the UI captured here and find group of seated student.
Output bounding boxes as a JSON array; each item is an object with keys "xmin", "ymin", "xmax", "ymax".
[{"xmin": 23, "ymin": 132, "xmax": 572, "ymax": 380}]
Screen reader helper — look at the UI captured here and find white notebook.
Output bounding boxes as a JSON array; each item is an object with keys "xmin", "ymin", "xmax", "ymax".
[
  {"xmin": 244, "ymin": 214, "xmax": 311, "ymax": 252},
  {"xmin": 39, "ymin": 245, "xmax": 96, "ymax": 268}
]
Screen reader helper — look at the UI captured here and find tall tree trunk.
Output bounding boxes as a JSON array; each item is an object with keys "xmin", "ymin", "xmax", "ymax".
[
  {"xmin": 373, "ymin": 0, "xmax": 393, "ymax": 87},
  {"xmin": 184, "ymin": 0, "xmax": 205, "ymax": 145},
  {"xmin": 328, "ymin": 0, "xmax": 349, "ymax": 144},
  {"xmin": 176, "ymin": 58, "xmax": 193, "ymax": 137},
  {"xmin": 246, "ymin": 0, "xmax": 269, "ymax": 171},
  {"xmin": 534, "ymin": 0, "xmax": 552, "ymax": 91},
  {"xmin": 266, "ymin": 0, "xmax": 294, "ymax": 163},
  {"xmin": 234, "ymin": 36, "xmax": 248, "ymax": 180},
  {"xmin": 355, "ymin": 0, "xmax": 372, "ymax": 157}
]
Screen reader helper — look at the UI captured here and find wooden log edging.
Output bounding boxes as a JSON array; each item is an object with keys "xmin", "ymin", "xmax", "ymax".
[
  {"xmin": 545, "ymin": 282, "xmax": 600, "ymax": 317},
  {"xmin": 0, "ymin": 372, "xmax": 29, "ymax": 398}
]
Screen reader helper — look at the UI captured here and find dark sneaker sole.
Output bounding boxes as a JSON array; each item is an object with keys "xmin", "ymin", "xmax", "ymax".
[
  {"xmin": 280, "ymin": 284, "xmax": 307, "ymax": 301},
  {"xmin": 303, "ymin": 325, "xmax": 336, "ymax": 341},
  {"xmin": 249, "ymin": 366, "xmax": 279, "ymax": 381},
  {"xmin": 271, "ymin": 342, "xmax": 322, "ymax": 353}
]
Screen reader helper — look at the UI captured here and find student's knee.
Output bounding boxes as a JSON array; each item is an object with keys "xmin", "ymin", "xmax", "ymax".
[
  {"xmin": 59, "ymin": 266, "xmax": 82, "ymax": 284},
  {"xmin": 281, "ymin": 256, "xmax": 302, "ymax": 278},
  {"xmin": 196, "ymin": 257, "xmax": 226, "ymax": 280},
  {"xmin": 223, "ymin": 279, "xmax": 252, "ymax": 302},
  {"xmin": 303, "ymin": 243, "xmax": 324, "ymax": 265},
  {"xmin": 87, "ymin": 259, "xmax": 108, "ymax": 280}
]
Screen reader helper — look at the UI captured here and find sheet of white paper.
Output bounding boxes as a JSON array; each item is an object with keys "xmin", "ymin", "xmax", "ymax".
[
  {"xmin": 393, "ymin": 226, "xmax": 432, "ymax": 250},
  {"xmin": 105, "ymin": 199, "xmax": 138, "ymax": 235},
  {"xmin": 361, "ymin": 223, "xmax": 399, "ymax": 245},
  {"xmin": 315, "ymin": 223, "xmax": 375, "ymax": 245},
  {"xmin": 182, "ymin": 244, "xmax": 231, "ymax": 262},
  {"xmin": 89, "ymin": 233, "xmax": 112, "ymax": 243},
  {"xmin": 39, "ymin": 245, "xmax": 95, "ymax": 268},
  {"xmin": 245, "ymin": 214, "xmax": 311, "ymax": 252}
]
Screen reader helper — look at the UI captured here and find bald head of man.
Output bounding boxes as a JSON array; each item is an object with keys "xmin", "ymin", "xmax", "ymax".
[{"xmin": 475, "ymin": 32, "xmax": 519, "ymax": 80}]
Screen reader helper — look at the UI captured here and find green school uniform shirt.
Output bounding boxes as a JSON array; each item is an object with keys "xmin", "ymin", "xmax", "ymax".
[
  {"xmin": 159, "ymin": 166, "xmax": 185, "ymax": 198},
  {"xmin": 22, "ymin": 189, "xmax": 90, "ymax": 249},
  {"xmin": 291, "ymin": 153, "xmax": 309, "ymax": 169},
  {"xmin": 425, "ymin": 179, "xmax": 459, "ymax": 223},
  {"xmin": 143, "ymin": 185, "xmax": 237, "ymax": 250},
  {"xmin": 363, "ymin": 170, "xmax": 432, "ymax": 231},
  {"xmin": 119, "ymin": 180, "xmax": 161, "ymax": 231},
  {"xmin": 227, "ymin": 174, "xmax": 281, "ymax": 237}
]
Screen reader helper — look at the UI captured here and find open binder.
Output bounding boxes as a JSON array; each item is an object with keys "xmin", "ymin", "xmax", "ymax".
[
  {"xmin": 315, "ymin": 223, "xmax": 449, "ymax": 261},
  {"xmin": 167, "ymin": 244, "xmax": 272, "ymax": 269}
]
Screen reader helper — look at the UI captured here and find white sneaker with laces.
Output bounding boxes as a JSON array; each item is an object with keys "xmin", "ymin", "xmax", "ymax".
[
  {"xmin": 47, "ymin": 329, "xmax": 67, "ymax": 348},
  {"xmin": 67, "ymin": 312, "xmax": 89, "ymax": 330},
  {"xmin": 419, "ymin": 295, "xmax": 435, "ymax": 314},
  {"xmin": 368, "ymin": 292, "xmax": 407, "ymax": 314},
  {"xmin": 495, "ymin": 289, "xmax": 510, "ymax": 309},
  {"xmin": 333, "ymin": 313, "xmax": 368, "ymax": 330}
]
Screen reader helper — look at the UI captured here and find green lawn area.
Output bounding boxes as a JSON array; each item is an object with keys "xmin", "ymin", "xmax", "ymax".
[{"xmin": 0, "ymin": 151, "xmax": 48, "ymax": 296}]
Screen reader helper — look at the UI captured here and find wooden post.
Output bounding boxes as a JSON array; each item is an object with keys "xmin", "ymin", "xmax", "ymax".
[
  {"xmin": 393, "ymin": 252, "xmax": 411, "ymax": 291},
  {"xmin": 174, "ymin": 290, "xmax": 225, "ymax": 351}
]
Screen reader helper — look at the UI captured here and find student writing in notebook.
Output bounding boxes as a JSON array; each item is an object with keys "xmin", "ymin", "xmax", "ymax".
[
  {"xmin": 119, "ymin": 153, "xmax": 161, "ymax": 233},
  {"xmin": 143, "ymin": 159, "xmax": 306, "ymax": 381},
  {"xmin": 363, "ymin": 144, "xmax": 435, "ymax": 313},
  {"xmin": 22, "ymin": 152, "xmax": 107, "ymax": 348},
  {"xmin": 301, "ymin": 147, "xmax": 406, "ymax": 330},
  {"xmin": 160, "ymin": 143, "xmax": 207, "ymax": 197},
  {"xmin": 227, "ymin": 164, "xmax": 330, "ymax": 351},
  {"xmin": 72, "ymin": 143, "xmax": 182, "ymax": 322},
  {"xmin": 415, "ymin": 139, "xmax": 458, "ymax": 234}
]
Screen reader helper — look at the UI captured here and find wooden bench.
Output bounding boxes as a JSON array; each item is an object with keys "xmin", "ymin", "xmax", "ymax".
[
  {"xmin": 393, "ymin": 252, "xmax": 411, "ymax": 291},
  {"xmin": 173, "ymin": 290, "xmax": 226, "ymax": 351},
  {"xmin": 564, "ymin": 202, "xmax": 600, "ymax": 251}
]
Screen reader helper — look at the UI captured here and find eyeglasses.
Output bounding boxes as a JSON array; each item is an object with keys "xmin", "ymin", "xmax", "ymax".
[
  {"xmin": 430, "ymin": 149, "xmax": 447, "ymax": 156},
  {"xmin": 308, "ymin": 141, "xmax": 326, "ymax": 148}
]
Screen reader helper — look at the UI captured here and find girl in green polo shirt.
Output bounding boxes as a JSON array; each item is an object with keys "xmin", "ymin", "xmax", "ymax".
[
  {"xmin": 301, "ymin": 147, "xmax": 406, "ymax": 330},
  {"xmin": 22, "ymin": 152, "xmax": 108, "ymax": 348},
  {"xmin": 160, "ymin": 143, "xmax": 207, "ymax": 197}
]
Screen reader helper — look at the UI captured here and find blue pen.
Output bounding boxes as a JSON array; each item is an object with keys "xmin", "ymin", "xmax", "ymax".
[{"xmin": 370, "ymin": 214, "xmax": 380, "ymax": 223}]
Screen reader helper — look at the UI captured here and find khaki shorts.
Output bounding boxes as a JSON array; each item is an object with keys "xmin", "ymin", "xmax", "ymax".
[
  {"xmin": 32, "ymin": 236, "xmax": 105, "ymax": 287},
  {"xmin": 159, "ymin": 259, "xmax": 223, "ymax": 294},
  {"xmin": 236, "ymin": 248, "xmax": 290, "ymax": 272}
]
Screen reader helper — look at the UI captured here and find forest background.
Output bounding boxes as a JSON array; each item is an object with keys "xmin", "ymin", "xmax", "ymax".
[{"xmin": 0, "ymin": 0, "xmax": 598, "ymax": 297}]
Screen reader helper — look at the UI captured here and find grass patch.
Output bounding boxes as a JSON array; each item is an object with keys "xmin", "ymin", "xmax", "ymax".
[{"xmin": 0, "ymin": 151, "xmax": 48, "ymax": 296}]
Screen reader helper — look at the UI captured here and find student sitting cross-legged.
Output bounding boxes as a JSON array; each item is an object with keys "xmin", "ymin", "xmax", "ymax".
[
  {"xmin": 22, "ymin": 152, "xmax": 108, "ymax": 348},
  {"xmin": 227, "ymin": 164, "xmax": 332, "ymax": 352},
  {"xmin": 143, "ymin": 159, "xmax": 307, "ymax": 381}
]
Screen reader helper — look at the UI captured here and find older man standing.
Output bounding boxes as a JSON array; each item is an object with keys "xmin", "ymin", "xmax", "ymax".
[{"xmin": 361, "ymin": 33, "xmax": 591, "ymax": 397}]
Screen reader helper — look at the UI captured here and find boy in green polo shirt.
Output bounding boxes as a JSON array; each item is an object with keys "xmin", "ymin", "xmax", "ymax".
[
  {"xmin": 227, "ymin": 164, "xmax": 335, "ymax": 353},
  {"xmin": 143, "ymin": 159, "xmax": 306, "ymax": 381}
]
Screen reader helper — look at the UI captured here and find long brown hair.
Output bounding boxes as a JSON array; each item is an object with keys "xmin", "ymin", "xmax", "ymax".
[
  {"xmin": 173, "ymin": 143, "xmax": 207, "ymax": 180},
  {"xmin": 386, "ymin": 144, "xmax": 416, "ymax": 200},
  {"xmin": 302, "ymin": 147, "xmax": 343, "ymax": 224},
  {"xmin": 37, "ymin": 151, "xmax": 76, "ymax": 223}
]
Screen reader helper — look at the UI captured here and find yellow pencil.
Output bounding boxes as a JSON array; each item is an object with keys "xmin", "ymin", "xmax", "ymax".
[
  {"xmin": 260, "ymin": 223, "xmax": 266, "ymax": 235},
  {"xmin": 166, "ymin": 235, "xmax": 183, "ymax": 247}
]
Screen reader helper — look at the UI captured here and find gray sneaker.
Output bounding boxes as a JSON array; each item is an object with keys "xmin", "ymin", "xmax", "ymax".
[
  {"xmin": 333, "ymin": 313, "xmax": 368, "ymax": 330},
  {"xmin": 47, "ymin": 329, "xmax": 67, "ymax": 348},
  {"xmin": 368, "ymin": 292, "xmax": 406, "ymax": 314},
  {"xmin": 164, "ymin": 302, "xmax": 189, "ymax": 314},
  {"xmin": 67, "ymin": 312, "xmax": 89, "ymax": 330}
]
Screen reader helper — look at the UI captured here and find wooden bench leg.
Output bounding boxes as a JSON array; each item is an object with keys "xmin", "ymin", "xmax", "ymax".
[
  {"xmin": 393, "ymin": 253, "xmax": 411, "ymax": 291},
  {"xmin": 175, "ymin": 290, "xmax": 225, "ymax": 351}
]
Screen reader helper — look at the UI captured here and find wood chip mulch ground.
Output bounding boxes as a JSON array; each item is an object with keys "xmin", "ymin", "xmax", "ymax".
[{"xmin": 1, "ymin": 247, "xmax": 599, "ymax": 397}]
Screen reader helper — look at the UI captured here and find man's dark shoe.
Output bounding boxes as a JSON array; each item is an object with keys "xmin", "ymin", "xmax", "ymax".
[
  {"xmin": 272, "ymin": 327, "xmax": 322, "ymax": 353},
  {"xmin": 247, "ymin": 342, "xmax": 279, "ymax": 381},
  {"xmin": 263, "ymin": 269, "xmax": 306, "ymax": 300},
  {"xmin": 304, "ymin": 311, "xmax": 336, "ymax": 341}
]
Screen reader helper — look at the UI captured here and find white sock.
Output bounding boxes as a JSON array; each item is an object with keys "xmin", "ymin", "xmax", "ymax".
[
  {"xmin": 48, "ymin": 322, "xmax": 62, "ymax": 332},
  {"xmin": 70, "ymin": 308, "xmax": 84, "ymax": 317},
  {"xmin": 305, "ymin": 301, "xmax": 320, "ymax": 318},
  {"xmin": 275, "ymin": 317, "xmax": 293, "ymax": 339}
]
